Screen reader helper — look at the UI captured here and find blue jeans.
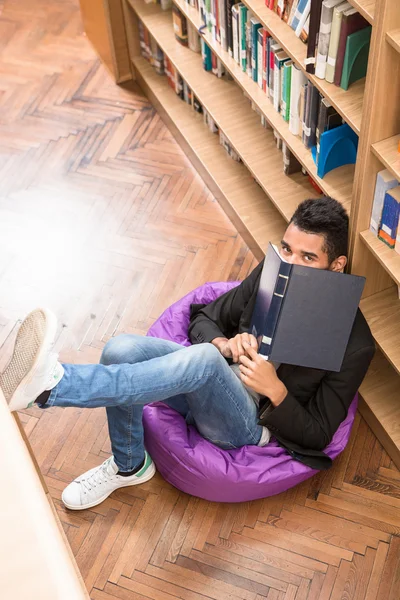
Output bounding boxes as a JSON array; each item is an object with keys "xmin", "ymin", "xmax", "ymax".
[{"xmin": 45, "ymin": 335, "xmax": 263, "ymax": 472}]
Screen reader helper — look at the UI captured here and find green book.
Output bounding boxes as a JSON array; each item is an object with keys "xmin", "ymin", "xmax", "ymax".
[
  {"xmin": 238, "ymin": 4, "xmax": 248, "ymax": 73},
  {"xmin": 282, "ymin": 61, "xmax": 292, "ymax": 122},
  {"xmin": 340, "ymin": 25, "xmax": 372, "ymax": 90}
]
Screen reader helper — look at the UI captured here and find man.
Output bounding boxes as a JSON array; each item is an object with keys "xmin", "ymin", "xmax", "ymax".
[{"xmin": 1, "ymin": 197, "xmax": 375, "ymax": 510}]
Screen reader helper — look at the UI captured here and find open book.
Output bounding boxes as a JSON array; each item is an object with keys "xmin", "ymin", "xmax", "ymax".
[{"xmin": 249, "ymin": 243, "xmax": 365, "ymax": 372}]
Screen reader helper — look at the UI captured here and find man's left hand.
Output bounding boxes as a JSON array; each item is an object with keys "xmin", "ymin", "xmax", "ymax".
[{"xmin": 239, "ymin": 344, "xmax": 287, "ymax": 406}]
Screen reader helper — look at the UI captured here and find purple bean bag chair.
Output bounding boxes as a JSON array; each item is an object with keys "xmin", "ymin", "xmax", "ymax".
[{"xmin": 143, "ymin": 281, "xmax": 357, "ymax": 503}]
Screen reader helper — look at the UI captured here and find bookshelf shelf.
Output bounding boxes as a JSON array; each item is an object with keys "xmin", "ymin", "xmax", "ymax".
[
  {"xmin": 348, "ymin": 0, "xmax": 375, "ymax": 25},
  {"xmin": 360, "ymin": 230, "xmax": 400, "ymax": 287},
  {"xmin": 360, "ymin": 286, "xmax": 400, "ymax": 376},
  {"xmin": 386, "ymin": 29, "xmax": 400, "ymax": 54},
  {"xmin": 241, "ymin": 0, "xmax": 365, "ymax": 134},
  {"xmin": 359, "ymin": 349, "xmax": 400, "ymax": 468},
  {"xmin": 371, "ymin": 134, "xmax": 400, "ymax": 182},
  {"xmin": 172, "ymin": 0, "xmax": 354, "ymax": 213},
  {"xmin": 132, "ymin": 55, "xmax": 288, "ymax": 258}
]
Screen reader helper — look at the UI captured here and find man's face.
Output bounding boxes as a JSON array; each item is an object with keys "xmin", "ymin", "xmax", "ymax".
[{"xmin": 279, "ymin": 223, "xmax": 344, "ymax": 271}]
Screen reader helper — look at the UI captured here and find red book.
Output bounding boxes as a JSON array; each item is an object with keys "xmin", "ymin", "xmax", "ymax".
[
  {"xmin": 334, "ymin": 9, "xmax": 369, "ymax": 86},
  {"xmin": 215, "ymin": 0, "xmax": 220, "ymax": 43},
  {"xmin": 268, "ymin": 0, "xmax": 275, "ymax": 9},
  {"xmin": 262, "ymin": 30, "xmax": 270, "ymax": 93}
]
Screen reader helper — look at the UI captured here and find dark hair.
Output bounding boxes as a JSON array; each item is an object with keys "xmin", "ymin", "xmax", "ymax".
[{"xmin": 290, "ymin": 197, "xmax": 349, "ymax": 264}]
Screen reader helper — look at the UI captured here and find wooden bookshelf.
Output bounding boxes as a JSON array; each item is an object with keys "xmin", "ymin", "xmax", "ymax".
[
  {"xmin": 371, "ymin": 134, "xmax": 400, "ymax": 181},
  {"xmin": 133, "ymin": 56, "xmax": 287, "ymax": 258},
  {"xmin": 172, "ymin": 0, "xmax": 354, "ymax": 213},
  {"xmin": 241, "ymin": 0, "xmax": 365, "ymax": 134},
  {"xmin": 387, "ymin": 29, "xmax": 400, "ymax": 53},
  {"xmin": 348, "ymin": 0, "xmax": 376, "ymax": 25}
]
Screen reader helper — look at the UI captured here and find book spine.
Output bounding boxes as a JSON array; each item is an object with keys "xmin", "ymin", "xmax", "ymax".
[
  {"xmin": 257, "ymin": 29, "xmax": 264, "ymax": 87},
  {"xmin": 295, "ymin": 0, "xmax": 310, "ymax": 38},
  {"xmin": 291, "ymin": 0, "xmax": 307, "ymax": 31},
  {"xmin": 378, "ymin": 192, "xmax": 400, "ymax": 249},
  {"xmin": 315, "ymin": 4, "xmax": 334, "ymax": 80},
  {"xmin": 370, "ymin": 173, "xmax": 399, "ymax": 236},
  {"xmin": 232, "ymin": 6, "xmax": 240, "ymax": 63},
  {"xmin": 273, "ymin": 57, "xmax": 281, "ymax": 112},
  {"xmin": 262, "ymin": 31, "xmax": 269, "ymax": 92},
  {"xmin": 239, "ymin": 4, "xmax": 248, "ymax": 72},
  {"xmin": 306, "ymin": 0, "xmax": 322, "ymax": 74},
  {"xmin": 246, "ymin": 18, "xmax": 252, "ymax": 77},
  {"xmin": 282, "ymin": 61, "xmax": 292, "ymax": 121},
  {"xmin": 325, "ymin": 4, "xmax": 345, "ymax": 83},
  {"xmin": 259, "ymin": 262, "xmax": 292, "ymax": 358}
]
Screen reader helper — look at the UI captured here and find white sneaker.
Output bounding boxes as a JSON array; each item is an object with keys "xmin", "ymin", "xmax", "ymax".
[
  {"xmin": 0, "ymin": 308, "xmax": 64, "ymax": 412},
  {"xmin": 61, "ymin": 452, "xmax": 156, "ymax": 510}
]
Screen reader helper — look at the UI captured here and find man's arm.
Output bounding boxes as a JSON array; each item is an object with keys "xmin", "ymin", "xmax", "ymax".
[
  {"xmin": 260, "ymin": 344, "xmax": 376, "ymax": 450},
  {"xmin": 188, "ymin": 260, "xmax": 263, "ymax": 344}
]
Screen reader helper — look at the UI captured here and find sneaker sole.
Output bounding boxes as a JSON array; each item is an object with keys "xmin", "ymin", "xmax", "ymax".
[
  {"xmin": 62, "ymin": 462, "xmax": 157, "ymax": 511},
  {"xmin": 6, "ymin": 308, "xmax": 58, "ymax": 412}
]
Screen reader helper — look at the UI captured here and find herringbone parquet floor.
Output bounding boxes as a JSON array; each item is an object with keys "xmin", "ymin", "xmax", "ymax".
[{"xmin": 1, "ymin": 1, "xmax": 400, "ymax": 598}]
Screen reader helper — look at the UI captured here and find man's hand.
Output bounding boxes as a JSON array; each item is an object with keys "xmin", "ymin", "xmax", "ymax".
[
  {"xmin": 239, "ymin": 344, "xmax": 287, "ymax": 406},
  {"xmin": 212, "ymin": 333, "xmax": 258, "ymax": 363}
]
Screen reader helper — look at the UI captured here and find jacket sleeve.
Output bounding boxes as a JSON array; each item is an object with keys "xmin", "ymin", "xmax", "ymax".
[
  {"xmin": 261, "ymin": 344, "xmax": 376, "ymax": 450},
  {"xmin": 188, "ymin": 261, "xmax": 263, "ymax": 344}
]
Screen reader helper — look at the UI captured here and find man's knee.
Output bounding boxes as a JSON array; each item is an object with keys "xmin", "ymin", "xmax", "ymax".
[
  {"xmin": 100, "ymin": 334, "xmax": 135, "ymax": 365},
  {"xmin": 190, "ymin": 342, "xmax": 223, "ymax": 366}
]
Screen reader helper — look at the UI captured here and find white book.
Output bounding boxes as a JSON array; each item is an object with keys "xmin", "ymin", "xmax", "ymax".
[
  {"xmin": 370, "ymin": 170, "xmax": 399, "ymax": 236},
  {"xmin": 219, "ymin": 0, "xmax": 227, "ymax": 51},
  {"xmin": 315, "ymin": 0, "xmax": 344, "ymax": 80},
  {"xmin": 295, "ymin": 0, "xmax": 311, "ymax": 38},
  {"xmin": 288, "ymin": 0, "xmax": 300, "ymax": 27},
  {"xmin": 325, "ymin": 2, "xmax": 351, "ymax": 82},
  {"xmin": 289, "ymin": 64, "xmax": 307, "ymax": 136}
]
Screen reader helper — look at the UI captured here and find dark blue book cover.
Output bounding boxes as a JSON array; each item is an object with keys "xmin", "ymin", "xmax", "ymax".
[{"xmin": 249, "ymin": 243, "xmax": 365, "ymax": 371}]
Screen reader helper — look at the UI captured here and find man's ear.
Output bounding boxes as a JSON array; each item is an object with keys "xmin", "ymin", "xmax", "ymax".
[{"xmin": 330, "ymin": 255, "xmax": 347, "ymax": 273}]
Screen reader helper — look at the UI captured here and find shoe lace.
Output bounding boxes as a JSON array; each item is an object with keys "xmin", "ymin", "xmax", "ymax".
[{"xmin": 81, "ymin": 458, "xmax": 114, "ymax": 493}]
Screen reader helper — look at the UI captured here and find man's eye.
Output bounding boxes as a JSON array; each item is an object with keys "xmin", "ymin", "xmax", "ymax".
[
  {"xmin": 282, "ymin": 246, "xmax": 290, "ymax": 253},
  {"xmin": 304, "ymin": 255, "xmax": 313, "ymax": 262}
]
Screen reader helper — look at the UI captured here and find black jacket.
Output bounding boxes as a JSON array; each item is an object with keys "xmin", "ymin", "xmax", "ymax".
[{"xmin": 188, "ymin": 260, "xmax": 376, "ymax": 470}]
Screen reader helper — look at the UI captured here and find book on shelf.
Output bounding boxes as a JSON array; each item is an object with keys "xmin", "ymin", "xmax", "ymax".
[
  {"xmin": 226, "ymin": 0, "xmax": 236, "ymax": 56},
  {"xmin": 173, "ymin": 5, "xmax": 188, "ymax": 46},
  {"xmin": 251, "ymin": 18, "xmax": 262, "ymax": 82},
  {"xmin": 274, "ymin": 50, "xmax": 290, "ymax": 112},
  {"xmin": 325, "ymin": 1, "xmax": 351, "ymax": 83},
  {"xmin": 201, "ymin": 38, "xmax": 213, "ymax": 70},
  {"xmin": 294, "ymin": 0, "xmax": 311, "ymax": 39},
  {"xmin": 396, "ymin": 230, "xmax": 400, "ymax": 256},
  {"xmin": 269, "ymin": 41, "xmax": 282, "ymax": 98},
  {"xmin": 289, "ymin": 64, "xmax": 307, "ymax": 135},
  {"xmin": 249, "ymin": 243, "xmax": 365, "ymax": 371},
  {"xmin": 239, "ymin": 4, "xmax": 248, "ymax": 72},
  {"xmin": 232, "ymin": 4, "xmax": 240, "ymax": 63},
  {"xmin": 306, "ymin": 0, "xmax": 323, "ymax": 74},
  {"xmin": 299, "ymin": 14, "xmax": 310, "ymax": 43},
  {"xmin": 188, "ymin": 23, "xmax": 201, "ymax": 53},
  {"xmin": 193, "ymin": 94, "xmax": 203, "ymax": 112},
  {"xmin": 303, "ymin": 83, "xmax": 321, "ymax": 148},
  {"xmin": 315, "ymin": 0, "xmax": 344, "ymax": 80},
  {"xmin": 378, "ymin": 188, "xmax": 400, "ymax": 249},
  {"xmin": 334, "ymin": 7, "xmax": 369, "ymax": 86},
  {"xmin": 291, "ymin": 0, "xmax": 310, "ymax": 32},
  {"xmin": 282, "ymin": 142, "xmax": 302, "ymax": 174},
  {"xmin": 315, "ymin": 98, "xmax": 342, "ymax": 164},
  {"xmin": 257, "ymin": 28, "xmax": 265, "ymax": 88},
  {"xmin": 370, "ymin": 170, "xmax": 399, "ymax": 237},
  {"xmin": 288, "ymin": 0, "xmax": 300, "ymax": 26},
  {"xmin": 340, "ymin": 25, "xmax": 372, "ymax": 90},
  {"xmin": 281, "ymin": 60, "xmax": 293, "ymax": 121}
]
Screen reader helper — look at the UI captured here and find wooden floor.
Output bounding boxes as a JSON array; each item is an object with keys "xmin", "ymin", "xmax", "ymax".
[{"xmin": 1, "ymin": 1, "xmax": 400, "ymax": 598}]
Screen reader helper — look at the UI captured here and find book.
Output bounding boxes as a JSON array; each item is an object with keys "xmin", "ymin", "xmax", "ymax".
[
  {"xmin": 299, "ymin": 82, "xmax": 307, "ymax": 136},
  {"xmin": 288, "ymin": 0, "xmax": 300, "ymax": 25},
  {"xmin": 306, "ymin": 0, "xmax": 323, "ymax": 74},
  {"xmin": 315, "ymin": 98, "xmax": 342, "ymax": 164},
  {"xmin": 274, "ymin": 50, "xmax": 290, "ymax": 112},
  {"xmin": 201, "ymin": 38, "xmax": 213, "ymax": 70},
  {"xmin": 289, "ymin": 64, "xmax": 307, "ymax": 135},
  {"xmin": 251, "ymin": 18, "xmax": 262, "ymax": 81},
  {"xmin": 257, "ymin": 28, "xmax": 264, "ymax": 88},
  {"xmin": 232, "ymin": 4, "xmax": 240, "ymax": 63},
  {"xmin": 284, "ymin": 0, "xmax": 295, "ymax": 22},
  {"xmin": 315, "ymin": 0, "xmax": 344, "ymax": 80},
  {"xmin": 249, "ymin": 243, "xmax": 365, "ymax": 371},
  {"xmin": 378, "ymin": 188, "xmax": 400, "ymax": 249},
  {"xmin": 299, "ymin": 14, "xmax": 310, "ymax": 43},
  {"xmin": 295, "ymin": 0, "xmax": 311, "ymax": 38},
  {"xmin": 282, "ymin": 61, "xmax": 292, "ymax": 121},
  {"xmin": 226, "ymin": 0, "xmax": 236, "ymax": 57},
  {"xmin": 239, "ymin": 4, "xmax": 248, "ymax": 72},
  {"xmin": 370, "ymin": 170, "xmax": 399, "ymax": 237},
  {"xmin": 282, "ymin": 142, "xmax": 302, "ymax": 174},
  {"xmin": 325, "ymin": 1, "xmax": 350, "ymax": 83},
  {"xmin": 303, "ymin": 83, "xmax": 321, "ymax": 148},
  {"xmin": 334, "ymin": 7, "xmax": 369, "ymax": 86},
  {"xmin": 291, "ymin": 0, "xmax": 310, "ymax": 31},
  {"xmin": 173, "ymin": 5, "xmax": 188, "ymax": 46},
  {"xmin": 188, "ymin": 23, "xmax": 201, "ymax": 53},
  {"xmin": 340, "ymin": 25, "xmax": 372, "ymax": 90}
]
